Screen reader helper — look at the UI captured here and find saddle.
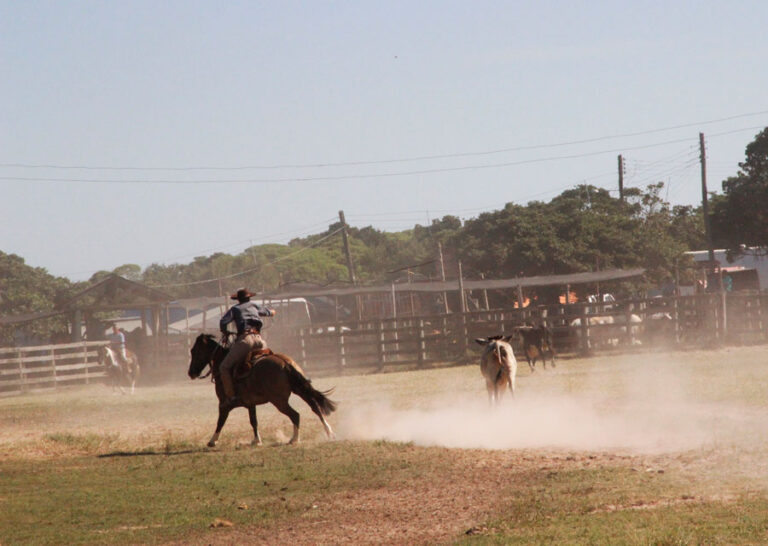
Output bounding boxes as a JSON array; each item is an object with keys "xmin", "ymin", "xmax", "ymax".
[{"xmin": 233, "ymin": 348, "xmax": 274, "ymax": 380}]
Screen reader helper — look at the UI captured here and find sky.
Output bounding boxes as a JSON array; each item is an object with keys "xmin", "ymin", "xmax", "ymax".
[{"xmin": 2, "ymin": 1, "xmax": 767, "ymax": 282}]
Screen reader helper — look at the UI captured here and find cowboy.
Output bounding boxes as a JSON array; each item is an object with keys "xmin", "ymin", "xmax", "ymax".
[
  {"xmin": 106, "ymin": 323, "xmax": 129, "ymax": 370},
  {"xmin": 218, "ymin": 288, "xmax": 276, "ymax": 407}
]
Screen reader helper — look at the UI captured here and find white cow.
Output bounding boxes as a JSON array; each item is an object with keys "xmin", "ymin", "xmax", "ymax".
[
  {"xmin": 474, "ymin": 335, "xmax": 517, "ymax": 404},
  {"xmin": 570, "ymin": 314, "xmax": 643, "ymax": 348}
]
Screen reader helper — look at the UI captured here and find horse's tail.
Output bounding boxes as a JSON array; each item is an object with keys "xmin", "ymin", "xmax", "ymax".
[{"xmin": 284, "ymin": 363, "xmax": 338, "ymax": 416}]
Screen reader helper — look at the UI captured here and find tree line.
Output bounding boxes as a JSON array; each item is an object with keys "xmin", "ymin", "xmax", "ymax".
[{"xmin": 2, "ymin": 128, "xmax": 766, "ymax": 344}]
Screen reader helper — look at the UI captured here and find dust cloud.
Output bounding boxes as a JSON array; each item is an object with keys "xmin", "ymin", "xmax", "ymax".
[{"xmin": 336, "ymin": 355, "xmax": 768, "ymax": 454}]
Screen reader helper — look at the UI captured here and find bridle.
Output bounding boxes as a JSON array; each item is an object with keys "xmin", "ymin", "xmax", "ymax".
[{"xmin": 193, "ymin": 338, "xmax": 227, "ymax": 382}]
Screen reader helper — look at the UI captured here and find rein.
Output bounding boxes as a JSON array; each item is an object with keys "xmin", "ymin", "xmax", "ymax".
[{"xmin": 194, "ymin": 340, "xmax": 227, "ymax": 382}]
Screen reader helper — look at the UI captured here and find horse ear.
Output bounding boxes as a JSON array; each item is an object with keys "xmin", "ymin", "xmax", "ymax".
[{"xmin": 474, "ymin": 338, "xmax": 489, "ymax": 346}]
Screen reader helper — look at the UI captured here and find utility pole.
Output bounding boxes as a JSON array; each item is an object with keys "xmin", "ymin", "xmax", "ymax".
[
  {"xmin": 338, "ymin": 210, "xmax": 360, "ymax": 320},
  {"xmin": 437, "ymin": 242, "xmax": 449, "ymax": 313},
  {"xmin": 457, "ymin": 260, "xmax": 466, "ymax": 313},
  {"xmin": 699, "ymin": 133, "xmax": 715, "ymax": 265},
  {"xmin": 338, "ymin": 210, "xmax": 357, "ymax": 285},
  {"xmin": 617, "ymin": 154, "xmax": 625, "ymax": 202}
]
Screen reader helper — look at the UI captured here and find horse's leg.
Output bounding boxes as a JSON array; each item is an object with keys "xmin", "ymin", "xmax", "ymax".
[
  {"xmin": 130, "ymin": 361, "xmax": 139, "ymax": 394},
  {"xmin": 273, "ymin": 399, "xmax": 301, "ymax": 444},
  {"xmin": 493, "ymin": 379, "xmax": 501, "ymax": 406},
  {"xmin": 248, "ymin": 406, "xmax": 262, "ymax": 446},
  {"xmin": 207, "ymin": 406, "xmax": 232, "ymax": 448},
  {"xmin": 306, "ymin": 399, "xmax": 335, "ymax": 439},
  {"xmin": 525, "ymin": 349, "xmax": 535, "ymax": 372}
]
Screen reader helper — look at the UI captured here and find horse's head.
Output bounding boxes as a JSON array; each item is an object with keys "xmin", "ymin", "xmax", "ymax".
[
  {"xmin": 98, "ymin": 345, "xmax": 115, "ymax": 367},
  {"xmin": 188, "ymin": 334, "xmax": 220, "ymax": 379}
]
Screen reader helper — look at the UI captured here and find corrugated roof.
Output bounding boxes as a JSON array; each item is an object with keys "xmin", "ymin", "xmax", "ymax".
[{"xmin": 265, "ymin": 268, "xmax": 645, "ymax": 298}]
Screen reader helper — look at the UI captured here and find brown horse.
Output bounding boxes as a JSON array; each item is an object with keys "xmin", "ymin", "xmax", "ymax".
[
  {"xmin": 187, "ymin": 334, "xmax": 337, "ymax": 447},
  {"xmin": 99, "ymin": 345, "xmax": 140, "ymax": 394}
]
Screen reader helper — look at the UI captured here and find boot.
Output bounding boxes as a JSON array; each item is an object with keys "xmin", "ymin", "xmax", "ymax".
[{"xmin": 219, "ymin": 372, "xmax": 239, "ymax": 407}]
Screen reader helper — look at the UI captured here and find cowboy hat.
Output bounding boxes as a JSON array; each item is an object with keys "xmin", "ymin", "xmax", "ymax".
[{"xmin": 230, "ymin": 288, "xmax": 254, "ymax": 301}]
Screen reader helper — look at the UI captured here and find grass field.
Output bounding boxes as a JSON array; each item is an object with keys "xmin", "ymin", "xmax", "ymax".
[{"xmin": 2, "ymin": 346, "xmax": 768, "ymax": 544}]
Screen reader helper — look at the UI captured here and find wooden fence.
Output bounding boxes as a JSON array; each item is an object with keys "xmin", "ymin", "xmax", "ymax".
[
  {"xmin": 2, "ymin": 293, "xmax": 767, "ymax": 394},
  {"xmin": 0, "ymin": 341, "xmax": 107, "ymax": 397},
  {"xmin": 270, "ymin": 293, "xmax": 768, "ymax": 376}
]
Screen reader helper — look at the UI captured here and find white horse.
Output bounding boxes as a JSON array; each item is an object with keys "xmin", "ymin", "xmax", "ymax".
[{"xmin": 99, "ymin": 345, "xmax": 140, "ymax": 394}]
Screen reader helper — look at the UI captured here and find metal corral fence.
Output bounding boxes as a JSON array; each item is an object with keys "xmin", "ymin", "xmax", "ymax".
[
  {"xmin": 0, "ymin": 341, "xmax": 108, "ymax": 397},
  {"xmin": 272, "ymin": 293, "xmax": 768, "ymax": 375}
]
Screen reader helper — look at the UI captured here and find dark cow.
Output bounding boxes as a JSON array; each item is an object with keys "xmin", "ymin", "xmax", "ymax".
[{"xmin": 516, "ymin": 324, "xmax": 555, "ymax": 371}]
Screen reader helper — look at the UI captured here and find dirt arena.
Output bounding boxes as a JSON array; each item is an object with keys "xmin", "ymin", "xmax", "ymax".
[{"xmin": 2, "ymin": 345, "xmax": 768, "ymax": 544}]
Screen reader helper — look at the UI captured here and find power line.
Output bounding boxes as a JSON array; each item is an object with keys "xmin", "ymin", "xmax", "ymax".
[
  {"xmin": 1, "ymin": 133, "xmax": 742, "ymax": 185},
  {"xmin": 2, "ymin": 110, "xmax": 767, "ymax": 172}
]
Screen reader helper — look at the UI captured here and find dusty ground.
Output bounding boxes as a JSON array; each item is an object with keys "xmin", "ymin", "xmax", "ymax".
[
  {"xmin": 3, "ymin": 346, "xmax": 768, "ymax": 544},
  {"xmin": 189, "ymin": 447, "xmax": 744, "ymax": 545}
]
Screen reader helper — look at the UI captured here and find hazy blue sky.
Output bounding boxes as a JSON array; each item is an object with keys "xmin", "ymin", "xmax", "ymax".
[{"xmin": 2, "ymin": 1, "xmax": 767, "ymax": 281}]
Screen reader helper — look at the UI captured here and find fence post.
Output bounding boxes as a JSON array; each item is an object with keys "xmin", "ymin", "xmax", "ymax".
[
  {"xmin": 299, "ymin": 328, "xmax": 308, "ymax": 370},
  {"xmin": 50, "ymin": 347, "xmax": 57, "ymax": 389},
  {"xmin": 83, "ymin": 342, "xmax": 89, "ymax": 384},
  {"xmin": 624, "ymin": 304, "xmax": 635, "ymax": 347},
  {"xmin": 377, "ymin": 320, "xmax": 385, "ymax": 371},
  {"xmin": 579, "ymin": 305, "xmax": 590, "ymax": 354},
  {"xmin": 720, "ymin": 290, "xmax": 728, "ymax": 342},
  {"xmin": 673, "ymin": 297, "xmax": 681, "ymax": 345},
  {"xmin": 418, "ymin": 319, "xmax": 426, "ymax": 368},
  {"xmin": 337, "ymin": 324, "xmax": 346, "ymax": 374},
  {"xmin": 17, "ymin": 349, "xmax": 26, "ymax": 393},
  {"xmin": 461, "ymin": 312, "xmax": 469, "ymax": 355}
]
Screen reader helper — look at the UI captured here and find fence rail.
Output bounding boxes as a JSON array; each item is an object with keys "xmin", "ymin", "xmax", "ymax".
[{"xmin": 0, "ymin": 341, "xmax": 108, "ymax": 397}]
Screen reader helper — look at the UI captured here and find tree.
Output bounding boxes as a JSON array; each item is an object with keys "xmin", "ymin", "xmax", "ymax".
[
  {"xmin": 0, "ymin": 252, "xmax": 74, "ymax": 345},
  {"xmin": 711, "ymin": 128, "xmax": 768, "ymax": 256}
]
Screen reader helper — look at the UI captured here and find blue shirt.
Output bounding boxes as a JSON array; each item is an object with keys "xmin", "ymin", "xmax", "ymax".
[
  {"xmin": 220, "ymin": 300, "xmax": 274, "ymax": 334},
  {"xmin": 107, "ymin": 331, "xmax": 125, "ymax": 349}
]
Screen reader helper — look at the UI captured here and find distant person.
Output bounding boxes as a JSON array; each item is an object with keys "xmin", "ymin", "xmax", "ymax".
[
  {"xmin": 106, "ymin": 323, "xmax": 128, "ymax": 368},
  {"xmin": 218, "ymin": 288, "xmax": 276, "ymax": 407},
  {"xmin": 723, "ymin": 274, "xmax": 734, "ymax": 292}
]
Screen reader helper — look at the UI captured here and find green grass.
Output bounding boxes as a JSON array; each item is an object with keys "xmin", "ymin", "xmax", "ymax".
[
  {"xmin": 460, "ymin": 492, "xmax": 768, "ymax": 545},
  {"xmin": 0, "ymin": 440, "xmax": 426, "ymax": 545}
]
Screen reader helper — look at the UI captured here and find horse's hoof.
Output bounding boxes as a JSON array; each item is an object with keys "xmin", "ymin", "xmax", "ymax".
[
  {"xmin": 251, "ymin": 440, "xmax": 262, "ymax": 447},
  {"xmin": 207, "ymin": 441, "xmax": 216, "ymax": 448}
]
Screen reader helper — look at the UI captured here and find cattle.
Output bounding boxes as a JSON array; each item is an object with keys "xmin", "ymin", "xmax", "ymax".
[
  {"xmin": 516, "ymin": 324, "xmax": 556, "ymax": 371},
  {"xmin": 474, "ymin": 335, "xmax": 517, "ymax": 404},
  {"xmin": 570, "ymin": 313, "xmax": 643, "ymax": 348},
  {"xmin": 643, "ymin": 311, "xmax": 675, "ymax": 344}
]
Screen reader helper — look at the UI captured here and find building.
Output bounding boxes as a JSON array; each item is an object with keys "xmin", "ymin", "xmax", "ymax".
[{"xmin": 686, "ymin": 248, "xmax": 767, "ymax": 291}]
